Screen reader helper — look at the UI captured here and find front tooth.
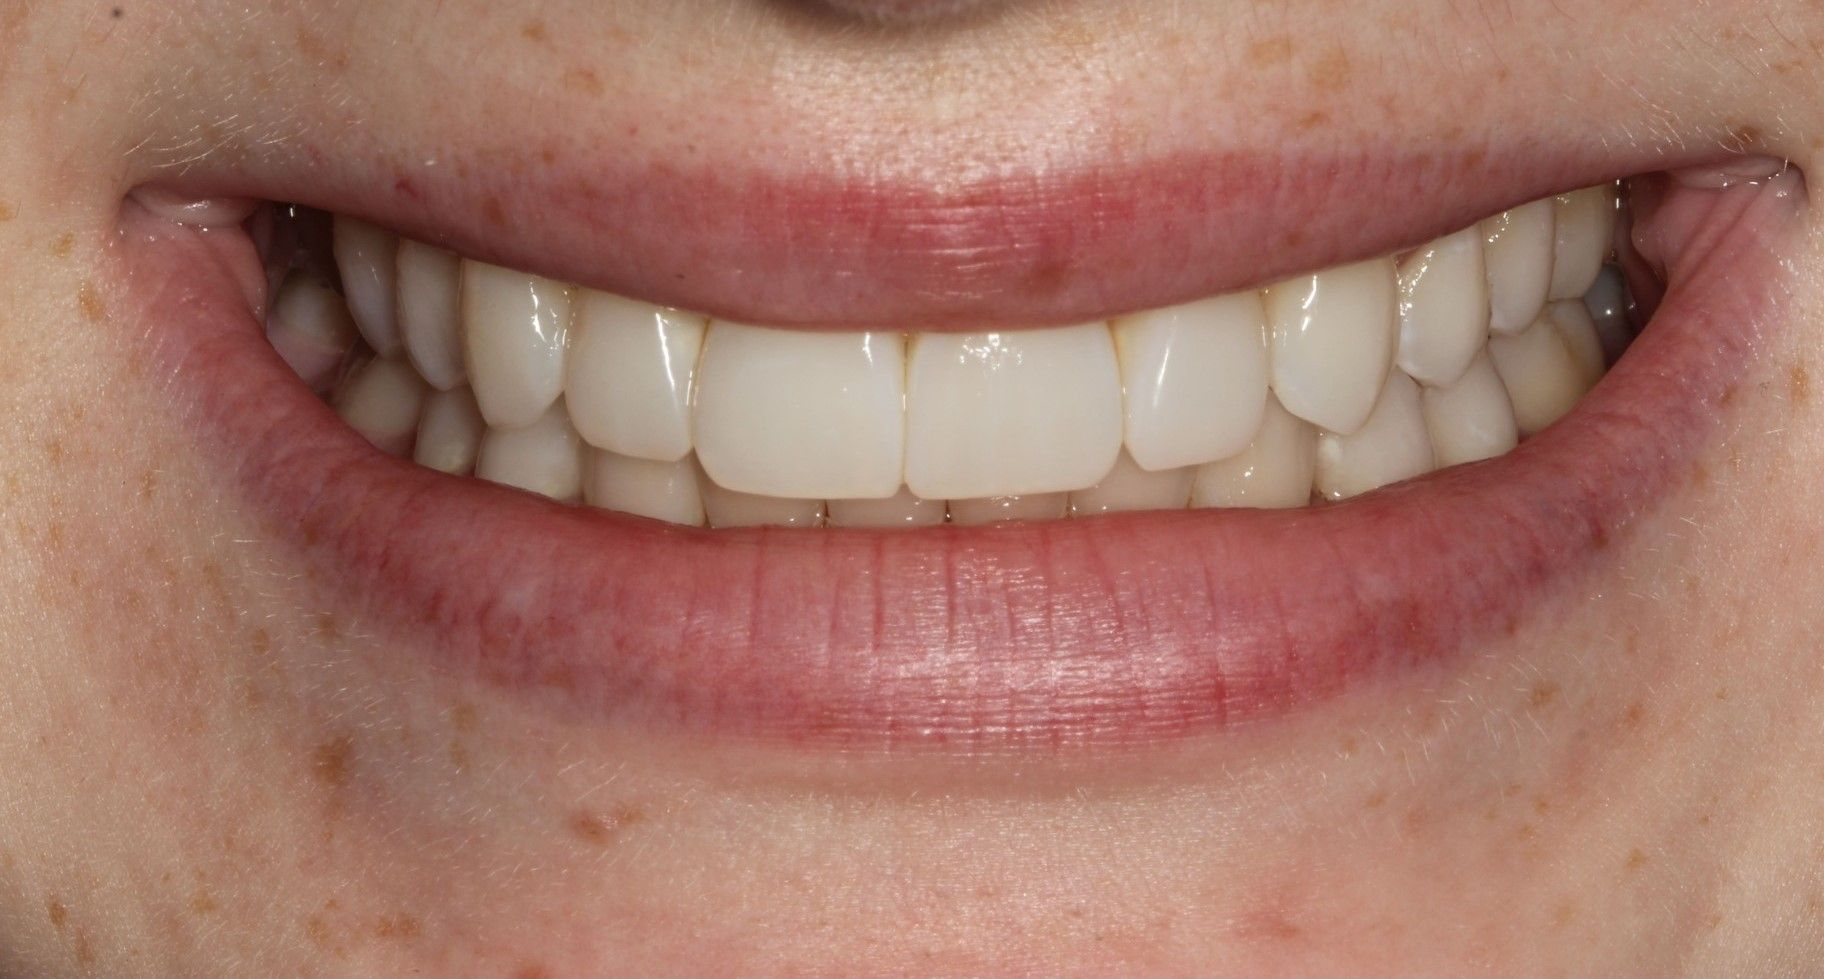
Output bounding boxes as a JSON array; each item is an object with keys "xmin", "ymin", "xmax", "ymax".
[
  {"xmin": 699, "ymin": 476, "xmax": 825, "ymax": 528},
  {"xmin": 333, "ymin": 357, "xmax": 428, "ymax": 457},
  {"xmin": 1489, "ymin": 314, "xmax": 1585, "ymax": 435},
  {"xmin": 414, "ymin": 387, "xmax": 485, "ymax": 475},
  {"xmin": 1482, "ymin": 199, "xmax": 1555, "ymax": 335},
  {"xmin": 904, "ymin": 325, "xmax": 1123, "ymax": 500},
  {"xmin": 1191, "ymin": 396, "xmax": 1316, "ymax": 509},
  {"xmin": 1581, "ymin": 264, "xmax": 1635, "ymax": 365},
  {"xmin": 1315, "ymin": 372, "xmax": 1434, "ymax": 500},
  {"xmin": 1421, "ymin": 352, "xmax": 1519, "ymax": 468},
  {"xmin": 1113, "ymin": 293, "xmax": 1268, "ymax": 470},
  {"xmin": 474, "ymin": 403, "xmax": 584, "ymax": 501},
  {"xmin": 332, "ymin": 216, "xmax": 401, "ymax": 356},
  {"xmin": 1547, "ymin": 300, "xmax": 1605, "ymax": 389},
  {"xmin": 1265, "ymin": 257, "xmax": 1397, "ymax": 435},
  {"xmin": 461, "ymin": 261, "xmax": 571, "ymax": 429},
  {"xmin": 267, "ymin": 270, "xmax": 359, "ymax": 392},
  {"xmin": 694, "ymin": 324, "xmax": 905, "ymax": 500},
  {"xmin": 1548, "ymin": 185, "xmax": 1618, "ymax": 300},
  {"xmin": 1395, "ymin": 227, "xmax": 1488, "ymax": 386},
  {"xmin": 827, "ymin": 488, "xmax": 946, "ymax": 529},
  {"xmin": 583, "ymin": 451, "xmax": 706, "ymax": 527},
  {"xmin": 565, "ymin": 291, "xmax": 705, "ymax": 462},
  {"xmin": 396, "ymin": 241, "xmax": 465, "ymax": 391},
  {"xmin": 1068, "ymin": 451, "xmax": 1193, "ymax": 516},
  {"xmin": 949, "ymin": 493, "xmax": 1068, "ymax": 525}
]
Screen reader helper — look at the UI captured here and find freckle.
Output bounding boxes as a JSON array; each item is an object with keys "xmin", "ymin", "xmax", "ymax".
[
  {"xmin": 1308, "ymin": 50, "xmax": 1351, "ymax": 92},
  {"xmin": 249, "ymin": 628, "xmax": 271, "ymax": 655},
  {"xmin": 190, "ymin": 890, "xmax": 218, "ymax": 915},
  {"xmin": 1550, "ymin": 898, "xmax": 1577, "ymax": 927},
  {"xmin": 374, "ymin": 913, "xmax": 422, "ymax": 940},
  {"xmin": 562, "ymin": 68, "xmax": 604, "ymax": 97},
  {"xmin": 513, "ymin": 965, "xmax": 553, "ymax": 979},
  {"xmin": 521, "ymin": 19, "xmax": 549, "ymax": 42},
  {"xmin": 77, "ymin": 283, "xmax": 103, "ymax": 321},
  {"xmin": 1624, "ymin": 849, "xmax": 1648, "ymax": 872},
  {"xmin": 1296, "ymin": 110, "xmax": 1329, "ymax": 131},
  {"xmin": 452, "ymin": 703, "xmax": 478, "ymax": 732},
  {"xmin": 1718, "ymin": 384, "xmax": 1738, "ymax": 407},
  {"xmin": 1527, "ymin": 680, "xmax": 1559, "ymax": 709},
  {"xmin": 1622, "ymin": 702, "xmax": 1646, "ymax": 729},
  {"xmin": 304, "ymin": 913, "xmax": 333, "ymax": 947},
  {"xmin": 45, "ymin": 438, "xmax": 63, "ymax": 465},
  {"xmin": 1790, "ymin": 363, "xmax": 1810, "ymax": 403},
  {"xmin": 47, "ymin": 897, "xmax": 68, "ymax": 930},
  {"xmin": 314, "ymin": 611, "xmax": 341, "ymax": 640},
  {"xmin": 1714, "ymin": 687, "xmax": 1729, "ymax": 702},
  {"xmin": 1590, "ymin": 526, "xmax": 1609, "ymax": 550},
  {"xmin": 50, "ymin": 233, "xmax": 73, "ymax": 257},
  {"xmin": 1247, "ymin": 35, "xmax": 1292, "ymax": 66},
  {"xmin": 311, "ymin": 734, "xmax": 355, "ymax": 790},
  {"xmin": 0, "ymin": 201, "xmax": 15, "ymax": 221},
  {"xmin": 1362, "ymin": 790, "xmax": 1386, "ymax": 810},
  {"xmin": 569, "ymin": 804, "xmax": 646, "ymax": 845}
]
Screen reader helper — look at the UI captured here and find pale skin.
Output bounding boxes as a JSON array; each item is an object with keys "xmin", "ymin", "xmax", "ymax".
[{"xmin": 4, "ymin": 1, "xmax": 1824, "ymax": 975}]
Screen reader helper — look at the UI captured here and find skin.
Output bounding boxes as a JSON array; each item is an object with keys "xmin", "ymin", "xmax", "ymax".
[{"xmin": 3, "ymin": 0, "xmax": 1824, "ymax": 974}]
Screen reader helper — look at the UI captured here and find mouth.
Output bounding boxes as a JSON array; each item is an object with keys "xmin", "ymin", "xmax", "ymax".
[{"xmin": 115, "ymin": 148, "xmax": 1803, "ymax": 752}]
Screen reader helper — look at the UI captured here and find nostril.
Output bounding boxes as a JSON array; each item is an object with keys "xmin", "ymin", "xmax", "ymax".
[{"xmin": 805, "ymin": 0, "xmax": 1005, "ymax": 24}]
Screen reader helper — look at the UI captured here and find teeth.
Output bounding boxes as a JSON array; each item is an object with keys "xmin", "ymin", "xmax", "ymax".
[
  {"xmin": 461, "ymin": 262, "xmax": 572, "ymax": 429},
  {"xmin": 474, "ymin": 403, "xmax": 585, "ymax": 501},
  {"xmin": 828, "ymin": 487, "xmax": 947, "ymax": 529},
  {"xmin": 699, "ymin": 475, "xmax": 825, "ymax": 528},
  {"xmin": 1069, "ymin": 451, "xmax": 1194, "ymax": 516},
  {"xmin": 1482, "ymin": 200, "xmax": 1556, "ymax": 336},
  {"xmin": 1265, "ymin": 258, "xmax": 1397, "ymax": 435},
  {"xmin": 267, "ymin": 270, "xmax": 359, "ymax": 393},
  {"xmin": 950, "ymin": 493, "xmax": 1069, "ymax": 526},
  {"xmin": 1582, "ymin": 264, "xmax": 1635, "ymax": 365},
  {"xmin": 583, "ymin": 452, "xmax": 706, "ymax": 527},
  {"xmin": 1395, "ymin": 227, "xmax": 1488, "ymax": 386},
  {"xmin": 1546, "ymin": 300, "xmax": 1605, "ymax": 389},
  {"xmin": 414, "ymin": 387, "xmax": 486, "ymax": 475},
  {"xmin": 1421, "ymin": 353, "xmax": 1519, "ymax": 468},
  {"xmin": 1113, "ymin": 293, "xmax": 1269, "ymax": 470},
  {"xmin": 565, "ymin": 291, "xmax": 704, "ymax": 462},
  {"xmin": 1315, "ymin": 372, "xmax": 1434, "ymax": 500},
  {"xmin": 1548, "ymin": 185, "xmax": 1618, "ymax": 300},
  {"xmin": 904, "ymin": 325, "xmax": 1123, "ymax": 500},
  {"xmin": 1489, "ymin": 313, "xmax": 1586, "ymax": 436},
  {"xmin": 334, "ymin": 357, "xmax": 428, "ymax": 457},
  {"xmin": 332, "ymin": 217, "xmax": 402, "ymax": 356},
  {"xmin": 396, "ymin": 241, "xmax": 466, "ymax": 391},
  {"xmin": 1191, "ymin": 396, "xmax": 1317, "ymax": 509},
  {"xmin": 695, "ymin": 324, "xmax": 906, "ymax": 500}
]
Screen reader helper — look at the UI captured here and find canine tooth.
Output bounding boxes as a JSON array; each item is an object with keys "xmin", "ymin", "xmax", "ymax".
[
  {"xmin": 1113, "ymin": 293, "xmax": 1268, "ymax": 470},
  {"xmin": 1548, "ymin": 185, "xmax": 1618, "ymax": 300},
  {"xmin": 695, "ymin": 324, "xmax": 905, "ymax": 500},
  {"xmin": 904, "ymin": 325, "xmax": 1122, "ymax": 500},
  {"xmin": 333, "ymin": 357, "xmax": 427, "ymax": 457},
  {"xmin": 828, "ymin": 488, "xmax": 946, "ymax": 529},
  {"xmin": 332, "ymin": 216, "xmax": 401, "ymax": 356},
  {"xmin": 699, "ymin": 477, "xmax": 825, "ymax": 528},
  {"xmin": 1265, "ymin": 258, "xmax": 1397, "ymax": 435},
  {"xmin": 1582, "ymin": 264, "xmax": 1635, "ymax": 365},
  {"xmin": 1547, "ymin": 300, "xmax": 1605, "ymax": 389},
  {"xmin": 1421, "ymin": 352, "xmax": 1519, "ymax": 468},
  {"xmin": 462, "ymin": 261, "xmax": 571, "ymax": 429},
  {"xmin": 396, "ymin": 241, "xmax": 465, "ymax": 390},
  {"xmin": 1396, "ymin": 227, "xmax": 1488, "ymax": 386},
  {"xmin": 1489, "ymin": 315, "xmax": 1585, "ymax": 435},
  {"xmin": 583, "ymin": 452, "xmax": 706, "ymax": 527},
  {"xmin": 475, "ymin": 404, "xmax": 584, "ymax": 501},
  {"xmin": 949, "ymin": 493, "xmax": 1068, "ymax": 525},
  {"xmin": 1315, "ymin": 373, "xmax": 1434, "ymax": 500},
  {"xmin": 414, "ymin": 387, "xmax": 485, "ymax": 475},
  {"xmin": 267, "ymin": 270, "xmax": 359, "ymax": 392},
  {"xmin": 566, "ymin": 291, "xmax": 704, "ymax": 462},
  {"xmin": 1482, "ymin": 200, "xmax": 1555, "ymax": 335},
  {"xmin": 1068, "ymin": 451, "xmax": 1193, "ymax": 516},
  {"xmin": 1191, "ymin": 397, "xmax": 1316, "ymax": 509}
]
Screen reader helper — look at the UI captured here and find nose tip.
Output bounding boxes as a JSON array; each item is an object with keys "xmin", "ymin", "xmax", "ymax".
[{"xmin": 811, "ymin": 0, "xmax": 1002, "ymax": 23}]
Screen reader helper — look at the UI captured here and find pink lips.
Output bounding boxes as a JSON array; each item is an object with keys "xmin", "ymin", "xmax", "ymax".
[{"xmin": 114, "ymin": 169, "xmax": 1801, "ymax": 753}]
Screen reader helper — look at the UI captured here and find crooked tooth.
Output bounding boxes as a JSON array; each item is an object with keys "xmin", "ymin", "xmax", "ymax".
[
  {"xmin": 1315, "ymin": 372, "xmax": 1434, "ymax": 500},
  {"xmin": 1482, "ymin": 200, "xmax": 1555, "ymax": 336},
  {"xmin": 1547, "ymin": 300, "xmax": 1605, "ymax": 389},
  {"xmin": 950, "ymin": 493, "xmax": 1068, "ymax": 525},
  {"xmin": 414, "ymin": 387, "xmax": 485, "ymax": 476},
  {"xmin": 1421, "ymin": 352, "xmax": 1519, "ymax": 468},
  {"xmin": 1191, "ymin": 396, "xmax": 1316, "ymax": 509},
  {"xmin": 474, "ymin": 403, "xmax": 584, "ymax": 501},
  {"xmin": 1068, "ymin": 451, "xmax": 1193, "ymax": 516},
  {"xmin": 1548, "ymin": 184, "xmax": 1618, "ymax": 300},
  {"xmin": 1489, "ymin": 314, "xmax": 1585, "ymax": 435},
  {"xmin": 904, "ymin": 325, "xmax": 1122, "ymax": 500},
  {"xmin": 332, "ymin": 216, "xmax": 401, "ymax": 356},
  {"xmin": 334, "ymin": 357, "xmax": 427, "ymax": 457},
  {"xmin": 1396, "ymin": 227, "xmax": 1488, "ymax": 386},
  {"xmin": 1113, "ymin": 293, "xmax": 1268, "ymax": 470},
  {"xmin": 695, "ymin": 324, "xmax": 905, "ymax": 500},
  {"xmin": 583, "ymin": 451, "xmax": 706, "ymax": 527},
  {"xmin": 1265, "ymin": 258, "xmax": 1397, "ymax": 435},
  {"xmin": 1582, "ymin": 264, "xmax": 1635, "ymax": 365},
  {"xmin": 462, "ymin": 262, "xmax": 571, "ymax": 429},
  {"xmin": 267, "ymin": 270, "xmax": 359, "ymax": 392},
  {"xmin": 565, "ymin": 291, "xmax": 705, "ymax": 463},
  {"xmin": 827, "ymin": 488, "xmax": 946, "ymax": 529},
  {"xmin": 396, "ymin": 241, "xmax": 465, "ymax": 391},
  {"xmin": 699, "ymin": 475, "xmax": 824, "ymax": 528}
]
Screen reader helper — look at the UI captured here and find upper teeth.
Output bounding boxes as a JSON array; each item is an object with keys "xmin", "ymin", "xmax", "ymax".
[{"xmin": 288, "ymin": 183, "xmax": 1624, "ymax": 528}]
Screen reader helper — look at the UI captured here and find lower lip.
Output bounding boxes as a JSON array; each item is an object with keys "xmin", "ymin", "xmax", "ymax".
[{"xmin": 115, "ymin": 175, "xmax": 1800, "ymax": 754}]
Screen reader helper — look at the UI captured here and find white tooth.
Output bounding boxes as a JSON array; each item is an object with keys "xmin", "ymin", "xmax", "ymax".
[
  {"xmin": 461, "ymin": 261, "xmax": 571, "ymax": 429},
  {"xmin": 1482, "ymin": 199, "xmax": 1556, "ymax": 336},
  {"xmin": 474, "ymin": 403, "xmax": 584, "ymax": 501},
  {"xmin": 904, "ymin": 325, "xmax": 1123, "ymax": 500},
  {"xmin": 1395, "ymin": 227, "xmax": 1488, "ymax": 386},
  {"xmin": 396, "ymin": 240, "xmax": 465, "ymax": 391},
  {"xmin": 267, "ymin": 270, "xmax": 359, "ymax": 392},
  {"xmin": 1489, "ymin": 314, "xmax": 1585, "ymax": 435},
  {"xmin": 827, "ymin": 487, "xmax": 947, "ymax": 529},
  {"xmin": 583, "ymin": 451, "xmax": 706, "ymax": 527},
  {"xmin": 414, "ymin": 387, "xmax": 485, "ymax": 475},
  {"xmin": 333, "ymin": 357, "xmax": 427, "ymax": 457},
  {"xmin": 1190, "ymin": 396, "xmax": 1316, "ymax": 509},
  {"xmin": 565, "ymin": 291, "xmax": 705, "ymax": 462},
  {"xmin": 1547, "ymin": 300, "xmax": 1605, "ymax": 389},
  {"xmin": 1315, "ymin": 372, "xmax": 1434, "ymax": 500},
  {"xmin": 1548, "ymin": 184, "xmax": 1618, "ymax": 300},
  {"xmin": 1068, "ymin": 451, "xmax": 1193, "ymax": 516},
  {"xmin": 1265, "ymin": 258, "xmax": 1397, "ymax": 435},
  {"xmin": 1421, "ymin": 352, "xmax": 1519, "ymax": 468},
  {"xmin": 694, "ymin": 323, "xmax": 905, "ymax": 500},
  {"xmin": 699, "ymin": 475, "xmax": 825, "ymax": 528},
  {"xmin": 949, "ymin": 493, "xmax": 1068, "ymax": 525},
  {"xmin": 1582, "ymin": 264, "xmax": 1635, "ymax": 365},
  {"xmin": 332, "ymin": 216, "xmax": 401, "ymax": 356},
  {"xmin": 1113, "ymin": 293, "xmax": 1268, "ymax": 470}
]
